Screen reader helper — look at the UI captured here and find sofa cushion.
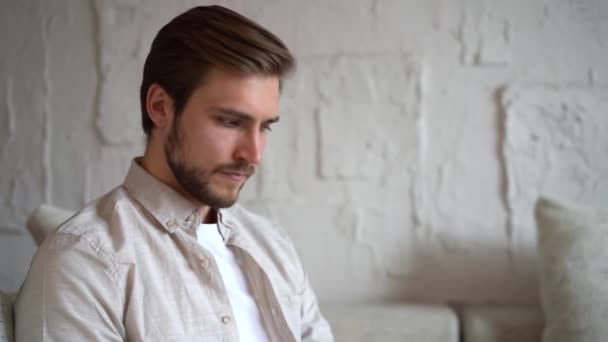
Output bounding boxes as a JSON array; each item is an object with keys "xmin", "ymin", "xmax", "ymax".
[
  {"xmin": 323, "ymin": 303, "xmax": 459, "ymax": 342},
  {"xmin": 0, "ymin": 292, "xmax": 15, "ymax": 342},
  {"xmin": 461, "ymin": 305, "xmax": 543, "ymax": 342},
  {"xmin": 535, "ymin": 197, "xmax": 608, "ymax": 342}
]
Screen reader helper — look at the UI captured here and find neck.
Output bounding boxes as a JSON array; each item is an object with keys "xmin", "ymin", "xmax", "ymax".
[
  {"xmin": 203, "ymin": 208, "xmax": 217, "ymax": 224},
  {"xmin": 140, "ymin": 142, "xmax": 213, "ymax": 223}
]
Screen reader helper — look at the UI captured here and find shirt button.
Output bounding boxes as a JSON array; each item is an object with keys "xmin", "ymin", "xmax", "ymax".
[
  {"xmin": 166, "ymin": 219, "xmax": 177, "ymax": 228},
  {"xmin": 221, "ymin": 315, "xmax": 231, "ymax": 324},
  {"xmin": 200, "ymin": 257, "xmax": 209, "ymax": 268}
]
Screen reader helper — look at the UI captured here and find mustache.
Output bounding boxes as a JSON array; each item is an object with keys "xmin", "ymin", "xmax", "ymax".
[{"xmin": 215, "ymin": 163, "xmax": 255, "ymax": 177}]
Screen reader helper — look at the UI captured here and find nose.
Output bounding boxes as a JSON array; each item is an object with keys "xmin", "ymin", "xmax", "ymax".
[{"xmin": 234, "ymin": 129, "xmax": 264, "ymax": 165}]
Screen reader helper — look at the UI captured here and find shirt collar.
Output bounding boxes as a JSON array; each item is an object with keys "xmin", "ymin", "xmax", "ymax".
[{"xmin": 122, "ymin": 158, "xmax": 201, "ymax": 234}]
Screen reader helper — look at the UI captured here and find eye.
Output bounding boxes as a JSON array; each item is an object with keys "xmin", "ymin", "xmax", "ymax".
[
  {"xmin": 261, "ymin": 123, "xmax": 273, "ymax": 132},
  {"xmin": 220, "ymin": 118, "xmax": 241, "ymax": 128}
]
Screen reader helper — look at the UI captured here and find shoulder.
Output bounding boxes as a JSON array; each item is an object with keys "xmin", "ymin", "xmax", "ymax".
[
  {"xmin": 40, "ymin": 186, "xmax": 139, "ymax": 278},
  {"xmin": 57, "ymin": 186, "xmax": 137, "ymax": 237},
  {"xmin": 54, "ymin": 185, "xmax": 149, "ymax": 250}
]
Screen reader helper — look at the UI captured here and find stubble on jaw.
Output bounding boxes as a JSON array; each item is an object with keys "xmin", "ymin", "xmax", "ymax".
[{"xmin": 163, "ymin": 118, "xmax": 253, "ymax": 208}]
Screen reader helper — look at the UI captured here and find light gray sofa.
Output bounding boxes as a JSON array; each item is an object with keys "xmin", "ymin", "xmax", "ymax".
[{"xmin": 3, "ymin": 198, "xmax": 606, "ymax": 342}]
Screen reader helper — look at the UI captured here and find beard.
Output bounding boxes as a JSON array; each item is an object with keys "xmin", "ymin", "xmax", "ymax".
[{"xmin": 164, "ymin": 118, "xmax": 254, "ymax": 208}]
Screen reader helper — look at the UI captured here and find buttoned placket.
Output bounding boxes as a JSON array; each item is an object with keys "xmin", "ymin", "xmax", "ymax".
[
  {"xmin": 218, "ymin": 213, "xmax": 297, "ymax": 342},
  {"xmin": 178, "ymin": 212, "xmax": 240, "ymax": 341}
]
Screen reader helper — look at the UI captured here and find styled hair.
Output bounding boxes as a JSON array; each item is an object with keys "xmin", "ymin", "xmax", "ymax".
[{"xmin": 139, "ymin": 5, "xmax": 295, "ymax": 137}]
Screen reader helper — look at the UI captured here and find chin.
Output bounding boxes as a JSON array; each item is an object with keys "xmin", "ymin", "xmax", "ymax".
[
  {"xmin": 221, "ymin": 194, "xmax": 240, "ymax": 207},
  {"xmin": 212, "ymin": 199, "xmax": 238, "ymax": 209},
  {"xmin": 207, "ymin": 191, "xmax": 240, "ymax": 208}
]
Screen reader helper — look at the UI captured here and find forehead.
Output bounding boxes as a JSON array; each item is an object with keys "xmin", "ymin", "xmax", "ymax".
[{"xmin": 187, "ymin": 69, "xmax": 281, "ymax": 118}]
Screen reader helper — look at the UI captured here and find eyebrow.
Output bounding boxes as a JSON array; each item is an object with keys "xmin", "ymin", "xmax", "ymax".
[{"xmin": 209, "ymin": 106, "xmax": 280, "ymax": 124}]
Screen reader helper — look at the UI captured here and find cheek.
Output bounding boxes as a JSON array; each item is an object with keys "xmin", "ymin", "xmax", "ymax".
[{"xmin": 185, "ymin": 124, "xmax": 237, "ymax": 159}]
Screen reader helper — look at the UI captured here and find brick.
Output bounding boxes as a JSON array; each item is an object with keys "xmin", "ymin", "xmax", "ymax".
[
  {"xmin": 316, "ymin": 54, "xmax": 421, "ymax": 180},
  {"xmin": 255, "ymin": 58, "xmax": 323, "ymax": 200},
  {"xmin": 0, "ymin": 1, "xmax": 47, "ymax": 229},
  {"xmin": 85, "ymin": 144, "xmax": 140, "ymax": 200},
  {"xmin": 505, "ymin": 1, "xmax": 608, "ymax": 83},
  {"xmin": 95, "ymin": 59, "xmax": 145, "ymax": 145},
  {"xmin": 231, "ymin": 0, "xmax": 441, "ymax": 56},
  {"xmin": 503, "ymin": 85, "xmax": 608, "ymax": 274},
  {"xmin": 420, "ymin": 66, "xmax": 510, "ymax": 244},
  {"xmin": 252, "ymin": 199, "xmax": 428, "ymax": 303},
  {"xmin": 46, "ymin": 0, "xmax": 98, "ymax": 209},
  {"xmin": 0, "ymin": 235, "xmax": 37, "ymax": 291},
  {"xmin": 93, "ymin": 0, "xmax": 150, "ymax": 146},
  {"xmin": 247, "ymin": 200, "xmax": 377, "ymax": 302}
]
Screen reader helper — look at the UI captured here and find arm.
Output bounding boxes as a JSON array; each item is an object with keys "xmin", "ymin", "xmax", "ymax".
[{"xmin": 15, "ymin": 233, "xmax": 125, "ymax": 341}]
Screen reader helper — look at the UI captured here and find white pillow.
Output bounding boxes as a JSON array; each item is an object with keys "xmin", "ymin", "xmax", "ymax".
[
  {"xmin": 535, "ymin": 197, "xmax": 608, "ymax": 342},
  {"xmin": 26, "ymin": 204, "xmax": 73, "ymax": 246}
]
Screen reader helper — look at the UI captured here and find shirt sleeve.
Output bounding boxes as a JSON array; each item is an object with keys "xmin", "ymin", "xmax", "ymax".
[
  {"xmin": 299, "ymin": 272, "xmax": 334, "ymax": 342},
  {"xmin": 15, "ymin": 233, "xmax": 126, "ymax": 341}
]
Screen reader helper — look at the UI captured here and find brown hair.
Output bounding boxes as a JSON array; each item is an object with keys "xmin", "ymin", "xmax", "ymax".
[{"xmin": 140, "ymin": 5, "xmax": 295, "ymax": 137}]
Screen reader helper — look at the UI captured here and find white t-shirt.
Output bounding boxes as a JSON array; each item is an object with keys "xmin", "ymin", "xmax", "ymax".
[{"xmin": 197, "ymin": 223, "xmax": 270, "ymax": 342}]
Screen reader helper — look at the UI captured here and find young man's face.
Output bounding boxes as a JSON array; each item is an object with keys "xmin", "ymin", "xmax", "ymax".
[{"xmin": 165, "ymin": 69, "xmax": 280, "ymax": 208}]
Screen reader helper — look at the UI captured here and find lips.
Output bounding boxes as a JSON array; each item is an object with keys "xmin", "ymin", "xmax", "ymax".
[
  {"xmin": 222, "ymin": 171, "xmax": 247, "ymax": 177},
  {"xmin": 218, "ymin": 167, "xmax": 254, "ymax": 182},
  {"xmin": 221, "ymin": 173, "xmax": 244, "ymax": 182},
  {"xmin": 221, "ymin": 169, "xmax": 252, "ymax": 177}
]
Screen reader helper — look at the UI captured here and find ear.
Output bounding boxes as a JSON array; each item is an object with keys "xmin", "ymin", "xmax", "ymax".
[{"xmin": 146, "ymin": 83, "xmax": 174, "ymax": 130}]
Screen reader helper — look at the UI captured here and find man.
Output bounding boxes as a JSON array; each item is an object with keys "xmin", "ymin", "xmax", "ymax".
[{"xmin": 15, "ymin": 5, "xmax": 333, "ymax": 342}]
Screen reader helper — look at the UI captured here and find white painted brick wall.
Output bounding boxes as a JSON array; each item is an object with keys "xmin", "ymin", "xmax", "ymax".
[{"xmin": 1, "ymin": 0, "xmax": 607, "ymax": 305}]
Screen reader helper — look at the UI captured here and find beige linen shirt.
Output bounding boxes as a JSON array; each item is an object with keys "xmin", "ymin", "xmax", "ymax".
[{"xmin": 15, "ymin": 159, "xmax": 333, "ymax": 342}]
